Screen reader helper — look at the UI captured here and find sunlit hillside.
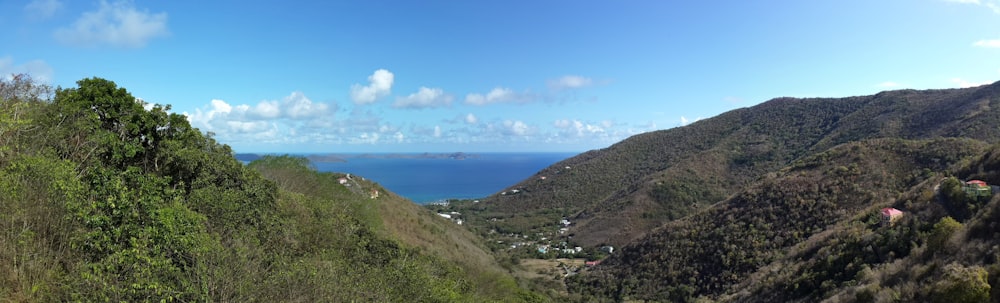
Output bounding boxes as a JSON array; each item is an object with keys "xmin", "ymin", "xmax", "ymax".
[{"xmin": 0, "ymin": 75, "xmax": 542, "ymax": 302}]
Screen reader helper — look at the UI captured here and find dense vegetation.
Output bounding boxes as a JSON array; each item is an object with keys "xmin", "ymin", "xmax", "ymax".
[
  {"xmin": 569, "ymin": 138, "xmax": 993, "ymax": 301},
  {"xmin": 0, "ymin": 75, "xmax": 538, "ymax": 302}
]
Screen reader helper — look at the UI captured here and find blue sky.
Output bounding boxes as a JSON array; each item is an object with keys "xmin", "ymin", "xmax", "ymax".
[{"xmin": 3, "ymin": 0, "xmax": 1000, "ymax": 153}]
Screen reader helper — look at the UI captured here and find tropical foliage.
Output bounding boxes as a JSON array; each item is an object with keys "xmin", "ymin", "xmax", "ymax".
[{"xmin": 0, "ymin": 75, "xmax": 536, "ymax": 302}]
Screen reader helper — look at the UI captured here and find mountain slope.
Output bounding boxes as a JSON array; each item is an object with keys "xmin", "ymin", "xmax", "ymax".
[
  {"xmin": 462, "ymin": 82, "xmax": 1000, "ymax": 249},
  {"xmin": 568, "ymin": 137, "xmax": 989, "ymax": 301}
]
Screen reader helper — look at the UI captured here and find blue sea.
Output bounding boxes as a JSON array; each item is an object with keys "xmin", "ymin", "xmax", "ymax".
[{"xmin": 311, "ymin": 153, "xmax": 576, "ymax": 204}]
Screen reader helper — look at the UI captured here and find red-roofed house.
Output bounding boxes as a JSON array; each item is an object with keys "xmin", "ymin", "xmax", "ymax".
[
  {"xmin": 965, "ymin": 180, "xmax": 992, "ymax": 198},
  {"xmin": 881, "ymin": 208, "xmax": 903, "ymax": 226},
  {"xmin": 967, "ymin": 180, "xmax": 988, "ymax": 187}
]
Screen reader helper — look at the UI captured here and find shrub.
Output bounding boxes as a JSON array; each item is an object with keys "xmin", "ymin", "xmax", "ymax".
[{"xmin": 931, "ymin": 263, "xmax": 990, "ymax": 303}]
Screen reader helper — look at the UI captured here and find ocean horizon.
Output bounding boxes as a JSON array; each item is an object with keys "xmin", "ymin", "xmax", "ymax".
[{"xmin": 305, "ymin": 152, "xmax": 577, "ymax": 203}]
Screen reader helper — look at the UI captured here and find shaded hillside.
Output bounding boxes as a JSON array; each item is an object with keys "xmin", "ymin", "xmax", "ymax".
[
  {"xmin": 457, "ymin": 81, "xmax": 1000, "ymax": 248},
  {"xmin": 568, "ymin": 138, "xmax": 990, "ymax": 302},
  {"xmin": 0, "ymin": 75, "xmax": 539, "ymax": 302},
  {"xmin": 723, "ymin": 142, "xmax": 1000, "ymax": 303}
]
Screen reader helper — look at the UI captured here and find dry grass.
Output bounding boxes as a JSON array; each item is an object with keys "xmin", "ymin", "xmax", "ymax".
[{"xmin": 510, "ymin": 258, "xmax": 586, "ymax": 295}]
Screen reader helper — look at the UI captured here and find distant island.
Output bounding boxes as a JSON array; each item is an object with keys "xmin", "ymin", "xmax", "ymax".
[{"xmin": 234, "ymin": 152, "xmax": 478, "ymax": 163}]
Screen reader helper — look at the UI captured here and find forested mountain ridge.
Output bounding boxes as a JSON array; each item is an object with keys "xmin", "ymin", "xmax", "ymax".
[
  {"xmin": 0, "ymin": 75, "xmax": 541, "ymax": 302},
  {"xmin": 459, "ymin": 81, "xmax": 1000, "ymax": 249},
  {"xmin": 568, "ymin": 137, "xmax": 994, "ymax": 301}
]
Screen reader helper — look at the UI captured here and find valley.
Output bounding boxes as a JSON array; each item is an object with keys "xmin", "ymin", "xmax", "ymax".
[
  {"xmin": 7, "ymin": 73, "xmax": 1000, "ymax": 302},
  {"xmin": 436, "ymin": 81, "xmax": 1000, "ymax": 302}
]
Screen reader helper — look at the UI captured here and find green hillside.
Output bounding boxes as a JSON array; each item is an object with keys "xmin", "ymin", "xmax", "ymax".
[{"xmin": 0, "ymin": 75, "xmax": 539, "ymax": 302}]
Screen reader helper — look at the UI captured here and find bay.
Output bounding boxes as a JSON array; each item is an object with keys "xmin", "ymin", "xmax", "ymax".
[{"xmin": 311, "ymin": 152, "xmax": 576, "ymax": 204}]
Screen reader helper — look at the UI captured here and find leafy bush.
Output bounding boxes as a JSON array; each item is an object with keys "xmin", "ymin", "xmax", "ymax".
[{"xmin": 931, "ymin": 263, "xmax": 990, "ymax": 303}]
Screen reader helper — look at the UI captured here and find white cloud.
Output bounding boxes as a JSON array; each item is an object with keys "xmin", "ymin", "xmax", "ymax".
[
  {"xmin": 54, "ymin": 0, "xmax": 169, "ymax": 48},
  {"xmin": 553, "ymin": 119, "xmax": 572, "ymax": 129},
  {"xmin": 409, "ymin": 125, "xmax": 437, "ymax": 138},
  {"xmin": 187, "ymin": 99, "xmax": 233, "ymax": 132},
  {"xmin": 680, "ymin": 116, "xmax": 703, "ymax": 126},
  {"xmin": 353, "ymin": 132, "xmax": 381, "ymax": 144},
  {"xmin": 187, "ymin": 99, "xmax": 276, "ymax": 139},
  {"xmin": 25, "ymin": 0, "xmax": 63, "ymax": 19},
  {"xmin": 945, "ymin": 0, "xmax": 980, "ymax": 3},
  {"xmin": 350, "ymin": 69, "xmax": 394, "ymax": 104},
  {"xmin": 281, "ymin": 91, "xmax": 330, "ymax": 118},
  {"xmin": 951, "ymin": 78, "xmax": 992, "ymax": 88},
  {"xmin": 0, "ymin": 56, "xmax": 54, "ymax": 82},
  {"xmin": 502, "ymin": 120, "xmax": 531, "ymax": 136},
  {"xmin": 393, "ymin": 87, "xmax": 453, "ymax": 109},
  {"xmin": 548, "ymin": 75, "xmax": 594, "ymax": 90},
  {"xmin": 252, "ymin": 101, "xmax": 281, "ymax": 119},
  {"xmin": 378, "ymin": 124, "xmax": 395, "ymax": 133},
  {"xmin": 973, "ymin": 39, "xmax": 1000, "ymax": 48},
  {"xmin": 341, "ymin": 109, "xmax": 384, "ymax": 133},
  {"xmin": 227, "ymin": 91, "xmax": 331, "ymax": 120},
  {"xmin": 208, "ymin": 99, "xmax": 232, "ymax": 113},
  {"xmin": 553, "ymin": 119, "xmax": 606, "ymax": 137},
  {"xmin": 465, "ymin": 87, "xmax": 535, "ymax": 105},
  {"xmin": 466, "ymin": 87, "xmax": 511, "ymax": 105},
  {"xmin": 186, "ymin": 92, "xmax": 334, "ymax": 144},
  {"xmin": 465, "ymin": 113, "xmax": 478, "ymax": 124},
  {"xmin": 542, "ymin": 119, "xmax": 639, "ymax": 147},
  {"xmin": 225, "ymin": 120, "xmax": 272, "ymax": 133},
  {"xmin": 433, "ymin": 125, "xmax": 442, "ymax": 138}
]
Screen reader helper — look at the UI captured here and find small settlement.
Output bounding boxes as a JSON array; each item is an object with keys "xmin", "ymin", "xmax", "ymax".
[{"xmin": 882, "ymin": 179, "xmax": 995, "ymax": 227}]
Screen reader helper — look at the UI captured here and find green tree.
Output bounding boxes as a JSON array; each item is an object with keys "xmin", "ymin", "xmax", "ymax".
[
  {"xmin": 0, "ymin": 74, "xmax": 49, "ymax": 158},
  {"xmin": 47, "ymin": 77, "xmax": 195, "ymax": 174},
  {"xmin": 932, "ymin": 263, "xmax": 990, "ymax": 303},
  {"xmin": 928, "ymin": 216, "xmax": 962, "ymax": 254}
]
